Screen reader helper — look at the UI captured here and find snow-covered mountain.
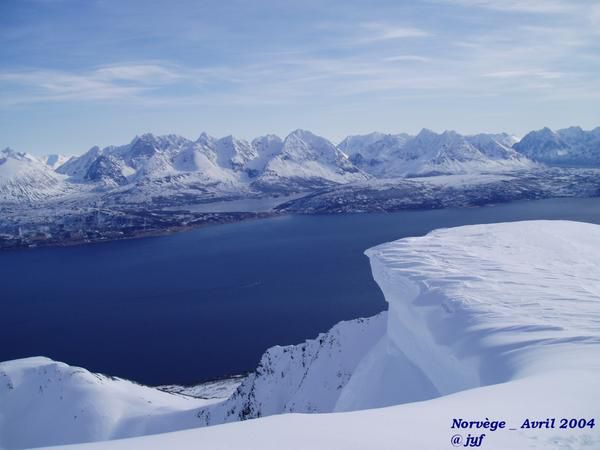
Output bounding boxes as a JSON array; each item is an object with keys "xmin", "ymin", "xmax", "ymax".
[
  {"xmin": 53, "ymin": 130, "xmax": 367, "ymax": 195},
  {"xmin": 1, "ymin": 126, "xmax": 597, "ymax": 214},
  {"xmin": 41, "ymin": 154, "xmax": 72, "ymax": 170},
  {"xmin": 0, "ymin": 148, "xmax": 70, "ymax": 203},
  {"xmin": 337, "ymin": 131, "xmax": 388, "ymax": 156},
  {"xmin": 513, "ymin": 126, "xmax": 600, "ymax": 166},
  {"xmin": 341, "ymin": 133, "xmax": 412, "ymax": 176},
  {"xmin": 253, "ymin": 129, "xmax": 368, "ymax": 190},
  {"xmin": 3, "ymin": 220, "xmax": 600, "ymax": 450},
  {"xmin": 59, "ymin": 134, "xmax": 191, "ymax": 183},
  {"xmin": 343, "ymin": 129, "xmax": 533, "ymax": 177}
]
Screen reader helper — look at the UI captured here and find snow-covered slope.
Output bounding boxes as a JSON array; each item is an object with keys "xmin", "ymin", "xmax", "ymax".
[
  {"xmin": 0, "ymin": 148, "xmax": 69, "ymax": 203},
  {"xmin": 0, "ymin": 357, "xmax": 222, "ymax": 450},
  {"xmin": 246, "ymin": 135, "xmax": 284, "ymax": 176},
  {"xmin": 340, "ymin": 129, "xmax": 533, "ymax": 177},
  {"xmin": 171, "ymin": 133, "xmax": 249, "ymax": 185},
  {"xmin": 52, "ymin": 364, "xmax": 600, "ymax": 450},
  {"xmin": 342, "ymin": 133, "xmax": 413, "ymax": 176},
  {"xmin": 7, "ymin": 220, "xmax": 600, "ymax": 450},
  {"xmin": 41, "ymin": 154, "xmax": 72, "ymax": 170},
  {"xmin": 196, "ymin": 314, "xmax": 386, "ymax": 425},
  {"xmin": 254, "ymin": 129, "xmax": 368, "ymax": 190},
  {"xmin": 337, "ymin": 132, "xmax": 388, "ymax": 156},
  {"xmin": 60, "ymin": 134, "xmax": 191, "ymax": 183},
  {"xmin": 514, "ymin": 126, "xmax": 600, "ymax": 166}
]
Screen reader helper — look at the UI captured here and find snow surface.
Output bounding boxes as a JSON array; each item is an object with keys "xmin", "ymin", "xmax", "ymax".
[
  {"xmin": 3, "ymin": 220, "xmax": 600, "ymax": 449},
  {"xmin": 0, "ymin": 358, "xmax": 220, "ymax": 449},
  {"xmin": 0, "ymin": 148, "xmax": 71, "ymax": 202}
]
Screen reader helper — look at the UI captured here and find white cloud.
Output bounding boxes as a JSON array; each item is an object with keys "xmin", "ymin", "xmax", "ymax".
[
  {"xmin": 483, "ymin": 70, "xmax": 563, "ymax": 79},
  {"xmin": 384, "ymin": 55, "xmax": 431, "ymax": 63},
  {"xmin": 354, "ymin": 23, "xmax": 431, "ymax": 43},
  {"xmin": 0, "ymin": 63, "xmax": 184, "ymax": 105},
  {"xmin": 439, "ymin": 0, "xmax": 574, "ymax": 14},
  {"xmin": 94, "ymin": 64, "xmax": 182, "ymax": 82}
]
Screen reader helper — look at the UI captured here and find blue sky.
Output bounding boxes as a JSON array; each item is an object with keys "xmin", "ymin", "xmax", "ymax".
[{"xmin": 1, "ymin": 0, "xmax": 599, "ymax": 155}]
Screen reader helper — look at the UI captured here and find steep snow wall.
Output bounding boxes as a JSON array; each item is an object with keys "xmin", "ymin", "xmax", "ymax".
[
  {"xmin": 196, "ymin": 314, "xmax": 386, "ymax": 425},
  {"xmin": 358, "ymin": 220, "xmax": 600, "ymax": 404}
]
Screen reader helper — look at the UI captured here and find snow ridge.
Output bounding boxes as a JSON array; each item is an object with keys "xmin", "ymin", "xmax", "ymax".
[
  {"xmin": 196, "ymin": 314, "xmax": 386, "ymax": 425},
  {"xmin": 364, "ymin": 220, "xmax": 600, "ymax": 397}
]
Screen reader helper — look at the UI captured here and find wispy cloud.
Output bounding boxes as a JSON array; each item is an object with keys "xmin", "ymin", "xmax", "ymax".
[
  {"xmin": 94, "ymin": 64, "xmax": 182, "ymax": 82},
  {"xmin": 438, "ymin": 0, "xmax": 575, "ymax": 14},
  {"xmin": 1, "ymin": 1, "xmax": 598, "ymax": 110},
  {"xmin": 483, "ymin": 70, "xmax": 563, "ymax": 79},
  {"xmin": 353, "ymin": 22, "xmax": 431, "ymax": 43},
  {"xmin": 384, "ymin": 55, "xmax": 431, "ymax": 63},
  {"xmin": 0, "ymin": 63, "xmax": 185, "ymax": 105}
]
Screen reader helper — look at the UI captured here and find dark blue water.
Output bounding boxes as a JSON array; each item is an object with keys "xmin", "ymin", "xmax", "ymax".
[{"xmin": 2, "ymin": 197, "xmax": 599, "ymax": 385}]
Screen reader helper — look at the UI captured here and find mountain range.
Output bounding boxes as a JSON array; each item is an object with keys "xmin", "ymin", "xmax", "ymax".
[
  {"xmin": 513, "ymin": 126, "xmax": 600, "ymax": 166},
  {"xmin": 1, "ymin": 126, "xmax": 599, "ymax": 204}
]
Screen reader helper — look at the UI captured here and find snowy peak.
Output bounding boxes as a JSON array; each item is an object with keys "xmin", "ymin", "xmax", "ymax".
[
  {"xmin": 279, "ymin": 129, "xmax": 364, "ymax": 173},
  {"xmin": 337, "ymin": 132, "xmax": 387, "ymax": 156},
  {"xmin": 1, "ymin": 147, "xmax": 38, "ymax": 164},
  {"xmin": 251, "ymin": 134, "xmax": 283, "ymax": 160},
  {"xmin": 195, "ymin": 132, "xmax": 217, "ymax": 146},
  {"xmin": 513, "ymin": 126, "xmax": 600, "ymax": 166},
  {"xmin": 42, "ymin": 154, "xmax": 72, "ymax": 170},
  {"xmin": 122, "ymin": 133, "xmax": 191, "ymax": 170},
  {"xmin": 465, "ymin": 133, "xmax": 526, "ymax": 161},
  {"xmin": 215, "ymin": 135, "xmax": 258, "ymax": 172},
  {"xmin": 338, "ymin": 128, "xmax": 534, "ymax": 178},
  {"xmin": 56, "ymin": 145, "xmax": 104, "ymax": 178},
  {"xmin": 255, "ymin": 130, "xmax": 367, "ymax": 190},
  {"xmin": 84, "ymin": 154, "xmax": 129, "ymax": 186},
  {"xmin": 281, "ymin": 129, "xmax": 339, "ymax": 161},
  {"xmin": 412, "ymin": 129, "xmax": 483, "ymax": 162},
  {"xmin": 341, "ymin": 133, "xmax": 412, "ymax": 176},
  {"xmin": 246, "ymin": 134, "xmax": 283, "ymax": 176},
  {"xmin": 170, "ymin": 134, "xmax": 257, "ymax": 183},
  {"xmin": 0, "ymin": 148, "xmax": 67, "ymax": 203}
]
